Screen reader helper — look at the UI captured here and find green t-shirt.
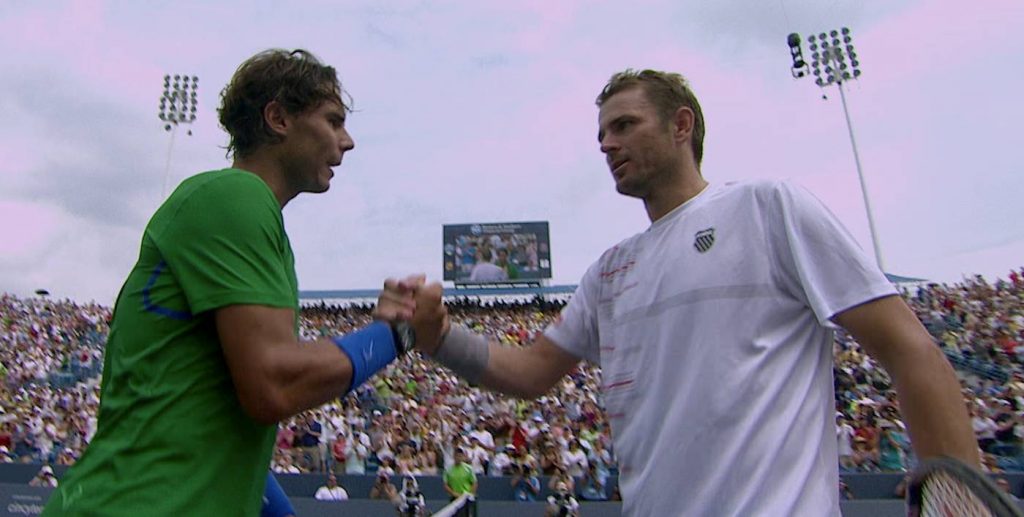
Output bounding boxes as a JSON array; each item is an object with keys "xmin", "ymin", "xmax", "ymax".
[
  {"xmin": 443, "ymin": 463, "xmax": 477, "ymax": 496},
  {"xmin": 43, "ymin": 169, "xmax": 297, "ymax": 516}
]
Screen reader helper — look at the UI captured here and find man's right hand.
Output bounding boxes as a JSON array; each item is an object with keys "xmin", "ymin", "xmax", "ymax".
[
  {"xmin": 410, "ymin": 282, "xmax": 449, "ymax": 355},
  {"xmin": 373, "ymin": 274, "xmax": 425, "ymax": 322}
]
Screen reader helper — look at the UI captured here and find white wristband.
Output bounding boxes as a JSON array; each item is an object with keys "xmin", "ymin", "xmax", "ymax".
[{"xmin": 431, "ymin": 325, "xmax": 489, "ymax": 385}]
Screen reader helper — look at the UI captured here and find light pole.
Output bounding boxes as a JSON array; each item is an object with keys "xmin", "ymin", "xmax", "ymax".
[
  {"xmin": 787, "ymin": 28, "xmax": 884, "ymax": 272},
  {"xmin": 158, "ymin": 74, "xmax": 199, "ymax": 198}
]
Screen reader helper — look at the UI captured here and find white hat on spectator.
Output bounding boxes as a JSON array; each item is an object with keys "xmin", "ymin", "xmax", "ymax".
[{"xmin": 40, "ymin": 465, "xmax": 53, "ymax": 475}]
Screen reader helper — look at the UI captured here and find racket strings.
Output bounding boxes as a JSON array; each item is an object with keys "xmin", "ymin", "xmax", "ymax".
[{"xmin": 921, "ymin": 470, "xmax": 994, "ymax": 517}]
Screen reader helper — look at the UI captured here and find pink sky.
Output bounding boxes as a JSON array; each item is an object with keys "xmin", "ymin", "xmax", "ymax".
[{"xmin": 1, "ymin": 0, "xmax": 1022, "ymax": 302}]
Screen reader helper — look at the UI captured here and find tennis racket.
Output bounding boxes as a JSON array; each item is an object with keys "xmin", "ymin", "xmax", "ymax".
[{"xmin": 906, "ymin": 456, "xmax": 1023, "ymax": 517}]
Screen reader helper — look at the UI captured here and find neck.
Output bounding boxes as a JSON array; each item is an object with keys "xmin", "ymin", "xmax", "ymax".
[
  {"xmin": 643, "ymin": 166, "xmax": 708, "ymax": 223},
  {"xmin": 233, "ymin": 150, "xmax": 293, "ymax": 208}
]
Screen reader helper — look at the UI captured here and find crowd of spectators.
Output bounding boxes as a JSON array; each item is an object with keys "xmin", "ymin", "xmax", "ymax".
[{"xmin": 1, "ymin": 268, "xmax": 1023, "ymax": 500}]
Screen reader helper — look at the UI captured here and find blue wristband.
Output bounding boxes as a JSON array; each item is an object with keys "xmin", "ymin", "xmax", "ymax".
[
  {"xmin": 261, "ymin": 472, "xmax": 294, "ymax": 517},
  {"xmin": 333, "ymin": 321, "xmax": 399, "ymax": 393}
]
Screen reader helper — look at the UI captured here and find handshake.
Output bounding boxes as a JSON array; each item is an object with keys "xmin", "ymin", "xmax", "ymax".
[{"xmin": 373, "ymin": 274, "xmax": 450, "ymax": 356}]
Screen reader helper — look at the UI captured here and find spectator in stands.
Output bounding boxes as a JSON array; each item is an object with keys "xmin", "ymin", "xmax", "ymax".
[
  {"xmin": 273, "ymin": 452, "xmax": 302, "ymax": 474},
  {"xmin": 397, "ymin": 475, "xmax": 426, "ymax": 517},
  {"xmin": 466, "ymin": 436, "xmax": 490, "ymax": 475},
  {"xmin": 852, "ymin": 435, "xmax": 879, "ymax": 472},
  {"xmin": 893, "ymin": 473, "xmax": 911, "ymax": 499},
  {"xmin": 511, "ymin": 463, "xmax": 541, "ymax": 502},
  {"xmin": 385, "ymin": 67, "xmax": 980, "ymax": 516},
  {"xmin": 418, "ymin": 440, "xmax": 440, "ymax": 475},
  {"xmin": 296, "ymin": 413, "xmax": 323, "ymax": 472},
  {"xmin": 38, "ymin": 48, "xmax": 434, "ymax": 517},
  {"xmin": 878, "ymin": 420, "xmax": 908, "ymax": 471},
  {"xmin": 995, "ymin": 477, "xmax": 1019, "ymax": 502},
  {"xmin": 838, "ymin": 479, "xmax": 855, "ymax": 500},
  {"xmin": 548, "ymin": 466, "xmax": 576, "ymax": 495},
  {"xmin": 29, "ymin": 465, "xmax": 58, "ymax": 488},
  {"xmin": 395, "ymin": 443, "xmax": 418, "ymax": 475},
  {"xmin": 313, "ymin": 472, "xmax": 349, "ymax": 501},
  {"xmin": 545, "ymin": 481, "xmax": 580, "ymax": 517},
  {"xmin": 972, "ymin": 403, "xmax": 1000, "ymax": 453},
  {"xmin": 837, "ymin": 415, "xmax": 856, "ymax": 470},
  {"xmin": 370, "ymin": 471, "xmax": 398, "ymax": 502},
  {"xmin": 561, "ymin": 439, "xmax": 589, "ymax": 478},
  {"xmin": 539, "ymin": 443, "xmax": 562, "ymax": 475},
  {"xmin": 344, "ymin": 429, "xmax": 369, "ymax": 475},
  {"xmin": 330, "ymin": 431, "xmax": 347, "ymax": 474},
  {"xmin": 468, "ymin": 420, "xmax": 495, "ymax": 452},
  {"xmin": 488, "ymin": 444, "xmax": 515, "ymax": 476},
  {"xmin": 579, "ymin": 462, "xmax": 610, "ymax": 501}
]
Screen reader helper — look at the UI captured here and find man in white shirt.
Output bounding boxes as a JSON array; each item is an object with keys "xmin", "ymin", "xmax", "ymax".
[
  {"xmin": 561, "ymin": 439, "xmax": 589, "ymax": 478},
  {"xmin": 389, "ymin": 68, "xmax": 979, "ymax": 516},
  {"xmin": 488, "ymin": 445, "xmax": 515, "ymax": 476},
  {"xmin": 314, "ymin": 472, "xmax": 349, "ymax": 501},
  {"xmin": 837, "ymin": 415, "xmax": 856, "ymax": 470},
  {"xmin": 469, "ymin": 249, "xmax": 508, "ymax": 283},
  {"xmin": 466, "ymin": 437, "xmax": 490, "ymax": 475},
  {"xmin": 344, "ymin": 436, "xmax": 368, "ymax": 475},
  {"xmin": 468, "ymin": 421, "xmax": 495, "ymax": 452}
]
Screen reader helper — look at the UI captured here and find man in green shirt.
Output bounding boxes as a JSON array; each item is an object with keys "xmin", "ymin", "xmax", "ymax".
[
  {"xmin": 443, "ymin": 447, "xmax": 478, "ymax": 517},
  {"xmin": 42, "ymin": 49, "xmax": 447, "ymax": 516}
]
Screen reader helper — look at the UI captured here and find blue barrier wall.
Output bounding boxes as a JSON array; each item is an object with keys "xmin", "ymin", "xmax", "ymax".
[
  {"xmin": 3, "ymin": 483, "xmax": 1024, "ymax": 517},
  {"xmin": 5, "ymin": 465, "xmax": 1024, "ymax": 516}
]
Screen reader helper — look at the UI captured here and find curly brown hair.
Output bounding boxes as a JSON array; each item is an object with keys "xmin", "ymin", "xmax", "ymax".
[
  {"xmin": 595, "ymin": 69, "xmax": 705, "ymax": 167},
  {"xmin": 218, "ymin": 49, "xmax": 349, "ymax": 159}
]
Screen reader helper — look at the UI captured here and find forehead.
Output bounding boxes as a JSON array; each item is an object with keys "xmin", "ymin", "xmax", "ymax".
[
  {"xmin": 299, "ymin": 98, "xmax": 346, "ymax": 121},
  {"xmin": 598, "ymin": 86, "xmax": 655, "ymax": 126}
]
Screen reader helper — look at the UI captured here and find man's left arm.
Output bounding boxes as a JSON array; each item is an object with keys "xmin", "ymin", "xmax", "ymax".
[{"xmin": 833, "ymin": 295, "xmax": 980, "ymax": 468}]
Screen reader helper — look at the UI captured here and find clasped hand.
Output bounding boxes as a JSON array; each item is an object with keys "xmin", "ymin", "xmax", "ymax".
[{"xmin": 373, "ymin": 274, "xmax": 449, "ymax": 355}]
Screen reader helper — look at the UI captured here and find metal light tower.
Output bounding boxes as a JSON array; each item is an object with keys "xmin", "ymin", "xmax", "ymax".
[
  {"xmin": 787, "ymin": 28, "xmax": 884, "ymax": 272},
  {"xmin": 158, "ymin": 74, "xmax": 199, "ymax": 198}
]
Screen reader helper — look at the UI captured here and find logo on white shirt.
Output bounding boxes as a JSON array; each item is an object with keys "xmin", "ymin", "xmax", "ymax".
[{"xmin": 694, "ymin": 228, "xmax": 715, "ymax": 253}]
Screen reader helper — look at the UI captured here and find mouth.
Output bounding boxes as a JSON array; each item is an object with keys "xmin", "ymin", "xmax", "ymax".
[{"xmin": 610, "ymin": 159, "xmax": 629, "ymax": 176}]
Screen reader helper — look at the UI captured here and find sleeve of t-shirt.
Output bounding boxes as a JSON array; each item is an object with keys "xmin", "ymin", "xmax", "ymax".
[
  {"xmin": 542, "ymin": 263, "xmax": 601, "ymax": 364},
  {"xmin": 151, "ymin": 172, "xmax": 295, "ymax": 314},
  {"xmin": 767, "ymin": 181, "xmax": 897, "ymax": 326}
]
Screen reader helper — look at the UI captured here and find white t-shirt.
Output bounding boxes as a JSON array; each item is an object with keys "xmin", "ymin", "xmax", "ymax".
[
  {"xmin": 469, "ymin": 429, "xmax": 495, "ymax": 450},
  {"xmin": 562, "ymin": 448, "xmax": 589, "ymax": 477},
  {"xmin": 314, "ymin": 485, "xmax": 349, "ymax": 501},
  {"xmin": 469, "ymin": 262, "xmax": 507, "ymax": 282},
  {"xmin": 973, "ymin": 416, "xmax": 998, "ymax": 439},
  {"xmin": 544, "ymin": 180, "xmax": 895, "ymax": 517},
  {"xmin": 837, "ymin": 423, "xmax": 856, "ymax": 456}
]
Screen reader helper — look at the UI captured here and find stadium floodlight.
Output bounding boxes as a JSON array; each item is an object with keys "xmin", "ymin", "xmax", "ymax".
[
  {"xmin": 158, "ymin": 73, "xmax": 199, "ymax": 198},
  {"xmin": 786, "ymin": 27, "xmax": 883, "ymax": 272},
  {"xmin": 786, "ymin": 33, "xmax": 809, "ymax": 78}
]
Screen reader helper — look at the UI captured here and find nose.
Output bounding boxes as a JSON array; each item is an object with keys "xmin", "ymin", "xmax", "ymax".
[
  {"xmin": 339, "ymin": 127, "xmax": 355, "ymax": 153},
  {"xmin": 599, "ymin": 135, "xmax": 618, "ymax": 155}
]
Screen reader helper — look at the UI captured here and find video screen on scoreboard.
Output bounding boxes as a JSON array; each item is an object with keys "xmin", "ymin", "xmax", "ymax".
[{"xmin": 443, "ymin": 221, "xmax": 551, "ymax": 283}]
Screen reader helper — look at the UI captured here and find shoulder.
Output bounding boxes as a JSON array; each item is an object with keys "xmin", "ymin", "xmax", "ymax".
[
  {"xmin": 156, "ymin": 169, "xmax": 278, "ymax": 227},
  {"xmin": 175, "ymin": 168, "xmax": 273, "ymax": 201}
]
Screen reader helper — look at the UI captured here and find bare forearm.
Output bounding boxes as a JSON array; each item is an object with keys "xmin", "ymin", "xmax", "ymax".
[
  {"xmin": 479, "ymin": 344, "xmax": 558, "ymax": 399},
  {"xmin": 888, "ymin": 342, "xmax": 979, "ymax": 467},
  {"xmin": 262, "ymin": 338, "xmax": 353, "ymax": 421},
  {"xmin": 835, "ymin": 296, "xmax": 980, "ymax": 469}
]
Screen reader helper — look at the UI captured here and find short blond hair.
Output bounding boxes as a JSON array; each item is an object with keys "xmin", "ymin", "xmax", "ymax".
[{"xmin": 596, "ymin": 69, "xmax": 706, "ymax": 166}]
